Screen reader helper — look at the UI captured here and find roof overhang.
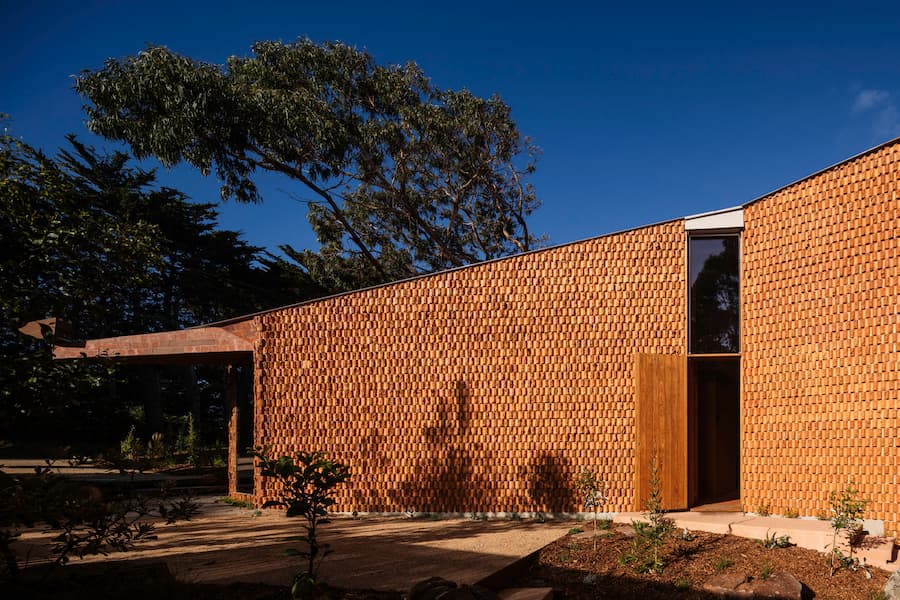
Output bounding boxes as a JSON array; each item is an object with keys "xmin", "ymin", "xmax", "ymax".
[{"xmin": 20, "ymin": 318, "xmax": 256, "ymax": 365}]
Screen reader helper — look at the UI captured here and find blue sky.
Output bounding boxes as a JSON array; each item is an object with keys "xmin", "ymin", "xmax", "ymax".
[{"xmin": 4, "ymin": 1, "xmax": 900, "ymax": 255}]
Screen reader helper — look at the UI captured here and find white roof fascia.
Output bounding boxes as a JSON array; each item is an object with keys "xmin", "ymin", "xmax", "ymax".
[{"xmin": 684, "ymin": 206, "xmax": 744, "ymax": 231}]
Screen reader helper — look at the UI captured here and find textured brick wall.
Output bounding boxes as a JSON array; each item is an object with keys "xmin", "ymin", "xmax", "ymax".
[
  {"xmin": 254, "ymin": 221, "xmax": 686, "ymax": 514},
  {"xmin": 742, "ymin": 142, "xmax": 900, "ymax": 533}
]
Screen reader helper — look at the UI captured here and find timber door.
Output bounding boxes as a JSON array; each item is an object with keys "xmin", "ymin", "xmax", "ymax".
[{"xmin": 634, "ymin": 353, "xmax": 687, "ymax": 511}]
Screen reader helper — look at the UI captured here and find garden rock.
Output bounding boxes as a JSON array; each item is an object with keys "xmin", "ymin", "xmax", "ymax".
[
  {"xmin": 751, "ymin": 571, "xmax": 801, "ymax": 599},
  {"xmin": 702, "ymin": 571, "xmax": 801, "ymax": 599},
  {"xmin": 885, "ymin": 570, "xmax": 900, "ymax": 600},
  {"xmin": 702, "ymin": 572, "xmax": 752, "ymax": 597}
]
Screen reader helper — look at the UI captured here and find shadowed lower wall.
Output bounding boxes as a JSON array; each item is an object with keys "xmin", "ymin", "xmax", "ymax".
[
  {"xmin": 253, "ymin": 221, "xmax": 686, "ymax": 514},
  {"xmin": 742, "ymin": 141, "xmax": 900, "ymax": 534}
]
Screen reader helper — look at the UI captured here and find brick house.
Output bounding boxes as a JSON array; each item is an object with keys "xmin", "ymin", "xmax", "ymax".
[{"xmin": 39, "ymin": 138, "xmax": 900, "ymax": 534}]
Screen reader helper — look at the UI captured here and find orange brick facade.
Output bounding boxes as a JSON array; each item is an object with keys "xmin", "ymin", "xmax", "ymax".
[
  {"xmin": 742, "ymin": 142, "xmax": 900, "ymax": 533},
  {"xmin": 41, "ymin": 140, "xmax": 898, "ymax": 531},
  {"xmin": 237, "ymin": 141, "xmax": 899, "ymax": 533},
  {"xmin": 253, "ymin": 222, "xmax": 686, "ymax": 514}
]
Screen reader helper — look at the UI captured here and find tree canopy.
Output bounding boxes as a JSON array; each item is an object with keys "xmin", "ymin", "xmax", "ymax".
[
  {"xmin": 0, "ymin": 128, "xmax": 319, "ymax": 442},
  {"xmin": 76, "ymin": 39, "xmax": 542, "ymax": 291}
]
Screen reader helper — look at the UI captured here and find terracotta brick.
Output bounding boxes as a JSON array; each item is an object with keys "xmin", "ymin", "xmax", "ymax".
[
  {"xmin": 253, "ymin": 222, "xmax": 687, "ymax": 514},
  {"xmin": 743, "ymin": 142, "xmax": 900, "ymax": 534}
]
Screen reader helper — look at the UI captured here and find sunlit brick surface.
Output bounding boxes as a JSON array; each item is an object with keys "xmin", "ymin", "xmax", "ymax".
[
  {"xmin": 253, "ymin": 222, "xmax": 686, "ymax": 514},
  {"xmin": 742, "ymin": 143, "xmax": 900, "ymax": 534}
]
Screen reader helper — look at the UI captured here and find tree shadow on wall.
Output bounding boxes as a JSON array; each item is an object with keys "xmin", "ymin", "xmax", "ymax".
[
  {"xmin": 524, "ymin": 451, "xmax": 573, "ymax": 513},
  {"xmin": 385, "ymin": 381, "xmax": 577, "ymax": 514}
]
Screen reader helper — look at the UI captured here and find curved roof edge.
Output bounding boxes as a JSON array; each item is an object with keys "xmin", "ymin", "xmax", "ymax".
[
  {"xmin": 741, "ymin": 135, "xmax": 900, "ymax": 209},
  {"xmin": 203, "ymin": 215, "xmax": 684, "ymax": 327}
]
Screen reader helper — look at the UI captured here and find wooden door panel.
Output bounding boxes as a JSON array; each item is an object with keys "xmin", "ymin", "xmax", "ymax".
[{"xmin": 635, "ymin": 353, "xmax": 687, "ymax": 510}]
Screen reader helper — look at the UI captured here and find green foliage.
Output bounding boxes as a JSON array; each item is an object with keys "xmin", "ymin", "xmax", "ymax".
[
  {"xmin": 119, "ymin": 426, "xmax": 140, "ymax": 461},
  {"xmin": 761, "ymin": 530, "xmax": 793, "ymax": 549},
  {"xmin": 76, "ymin": 39, "xmax": 544, "ymax": 292},
  {"xmin": 755, "ymin": 503, "xmax": 771, "ymax": 517},
  {"xmin": 1, "ymin": 126, "xmax": 320, "ymax": 445},
  {"xmin": 760, "ymin": 562, "xmax": 773, "ymax": 580},
  {"xmin": 568, "ymin": 527, "xmax": 583, "ymax": 535},
  {"xmin": 219, "ymin": 496, "xmax": 254, "ymax": 509},
  {"xmin": 624, "ymin": 451, "xmax": 675, "ymax": 574},
  {"xmin": 714, "ymin": 556, "xmax": 734, "ymax": 572},
  {"xmin": 0, "ymin": 464, "xmax": 199, "ymax": 582},
  {"xmin": 783, "ymin": 506, "xmax": 799, "ymax": 519},
  {"xmin": 828, "ymin": 482, "xmax": 869, "ymax": 576},
  {"xmin": 178, "ymin": 413, "xmax": 199, "ymax": 467},
  {"xmin": 253, "ymin": 448, "xmax": 350, "ymax": 596},
  {"xmin": 575, "ymin": 466, "xmax": 607, "ymax": 551}
]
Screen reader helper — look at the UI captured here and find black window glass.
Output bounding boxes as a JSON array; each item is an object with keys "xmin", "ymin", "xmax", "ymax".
[{"xmin": 690, "ymin": 236, "xmax": 739, "ymax": 353}]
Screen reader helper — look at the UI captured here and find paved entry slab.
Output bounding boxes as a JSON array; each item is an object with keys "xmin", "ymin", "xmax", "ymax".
[{"xmin": 15, "ymin": 498, "xmax": 572, "ymax": 591}]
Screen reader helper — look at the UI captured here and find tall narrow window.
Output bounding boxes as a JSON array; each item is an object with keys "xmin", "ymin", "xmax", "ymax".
[{"xmin": 689, "ymin": 236, "xmax": 739, "ymax": 354}]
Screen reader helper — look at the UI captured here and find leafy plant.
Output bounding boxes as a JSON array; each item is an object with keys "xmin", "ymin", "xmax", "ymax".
[
  {"xmin": 755, "ymin": 503, "xmax": 771, "ymax": 517},
  {"xmin": 624, "ymin": 450, "xmax": 674, "ymax": 574},
  {"xmin": 760, "ymin": 562, "xmax": 773, "ymax": 580},
  {"xmin": 0, "ymin": 465, "xmax": 199, "ymax": 582},
  {"xmin": 178, "ymin": 413, "xmax": 199, "ymax": 467},
  {"xmin": 828, "ymin": 482, "xmax": 869, "ymax": 576},
  {"xmin": 714, "ymin": 556, "xmax": 734, "ymax": 572},
  {"xmin": 568, "ymin": 527, "xmax": 583, "ymax": 535},
  {"xmin": 783, "ymin": 507, "xmax": 799, "ymax": 519},
  {"xmin": 219, "ymin": 496, "xmax": 253, "ymax": 509},
  {"xmin": 253, "ymin": 448, "xmax": 350, "ymax": 598},
  {"xmin": 119, "ymin": 425, "xmax": 140, "ymax": 461},
  {"xmin": 76, "ymin": 39, "xmax": 543, "ymax": 293},
  {"xmin": 576, "ymin": 466, "xmax": 607, "ymax": 551},
  {"xmin": 761, "ymin": 530, "xmax": 793, "ymax": 549}
]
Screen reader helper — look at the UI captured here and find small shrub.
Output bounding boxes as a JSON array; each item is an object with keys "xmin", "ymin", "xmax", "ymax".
[
  {"xmin": 568, "ymin": 527, "xmax": 583, "ymax": 535},
  {"xmin": 625, "ymin": 450, "xmax": 674, "ymax": 574},
  {"xmin": 254, "ymin": 448, "xmax": 350, "ymax": 598},
  {"xmin": 755, "ymin": 503, "xmax": 771, "ymax": 517},
  {"xmin": 0, "ymin": 465, "xmax": 199, "ymax": 583},
  {"xmin": 714, "ymin": 556, "xmax": 734, "ymax": 572},
  {"xmin": 119, "ymin": 425, "xmax": 140, "ymax": 460},
  {"xmin": 761, "ymin": 562, "xmax": 773, "ymax": 580},
  {"xmin": 828, "ymin": 482, "xmax": 869, "ymax": 576},
  {"xmin": 183, "ymin": 413, "xmax": 199, "ymax": 467},
  {"xmin": 761, "ymin": 530, "xmax": 793, "ymax": 549},
  {"xmin": 783, "ymin": 507, "xmax": 799, "ymax": 519},
  {"xmin": 576, "ymin": 466, "xmax": 607, "ymax": 551},
  {"xmin": 148, "ymin": 432, "xmax": 166, "ymax": 461}
]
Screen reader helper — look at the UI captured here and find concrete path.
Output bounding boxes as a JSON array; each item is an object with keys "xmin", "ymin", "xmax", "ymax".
[
  {"xmin": 14, "ymin": 497, "xmax": 571, "ymax": 591},
  {"xmin": 614, "ymin": 511, "xmax": 898, "ymax": 571}
]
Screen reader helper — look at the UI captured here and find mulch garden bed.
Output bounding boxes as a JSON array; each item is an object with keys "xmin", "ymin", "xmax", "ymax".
[{"xmin": 516, "ymin": 526, "xmax": 892, "ymax": 599}]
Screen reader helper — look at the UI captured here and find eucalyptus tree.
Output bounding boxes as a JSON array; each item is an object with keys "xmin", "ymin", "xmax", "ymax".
[{"xmin": 76, "ymin": 39, "xmax": 542, "ymax": 291}]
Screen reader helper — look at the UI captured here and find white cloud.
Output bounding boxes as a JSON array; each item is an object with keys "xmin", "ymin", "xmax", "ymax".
[
  {"xmin": 851, "ymin": 89, "xmax": 900, "ymax": 139},
  {"xmin": 852, "ymin": 89, "xmax": 890, "ymax": 113}
]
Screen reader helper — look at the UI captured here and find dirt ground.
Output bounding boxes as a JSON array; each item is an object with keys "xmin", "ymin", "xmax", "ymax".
[
  {"xmin": 520, "ymin": 527, "xmax": 891, "ymax": 600},
  {"xmin": 10, "ymin": 497, "xmax": 571, "ymax": 592}
]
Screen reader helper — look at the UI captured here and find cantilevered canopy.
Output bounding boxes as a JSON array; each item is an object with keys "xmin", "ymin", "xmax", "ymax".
[{"xmin": 20, "ymin": 318, "xmax": 255, "ymax": 365}]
